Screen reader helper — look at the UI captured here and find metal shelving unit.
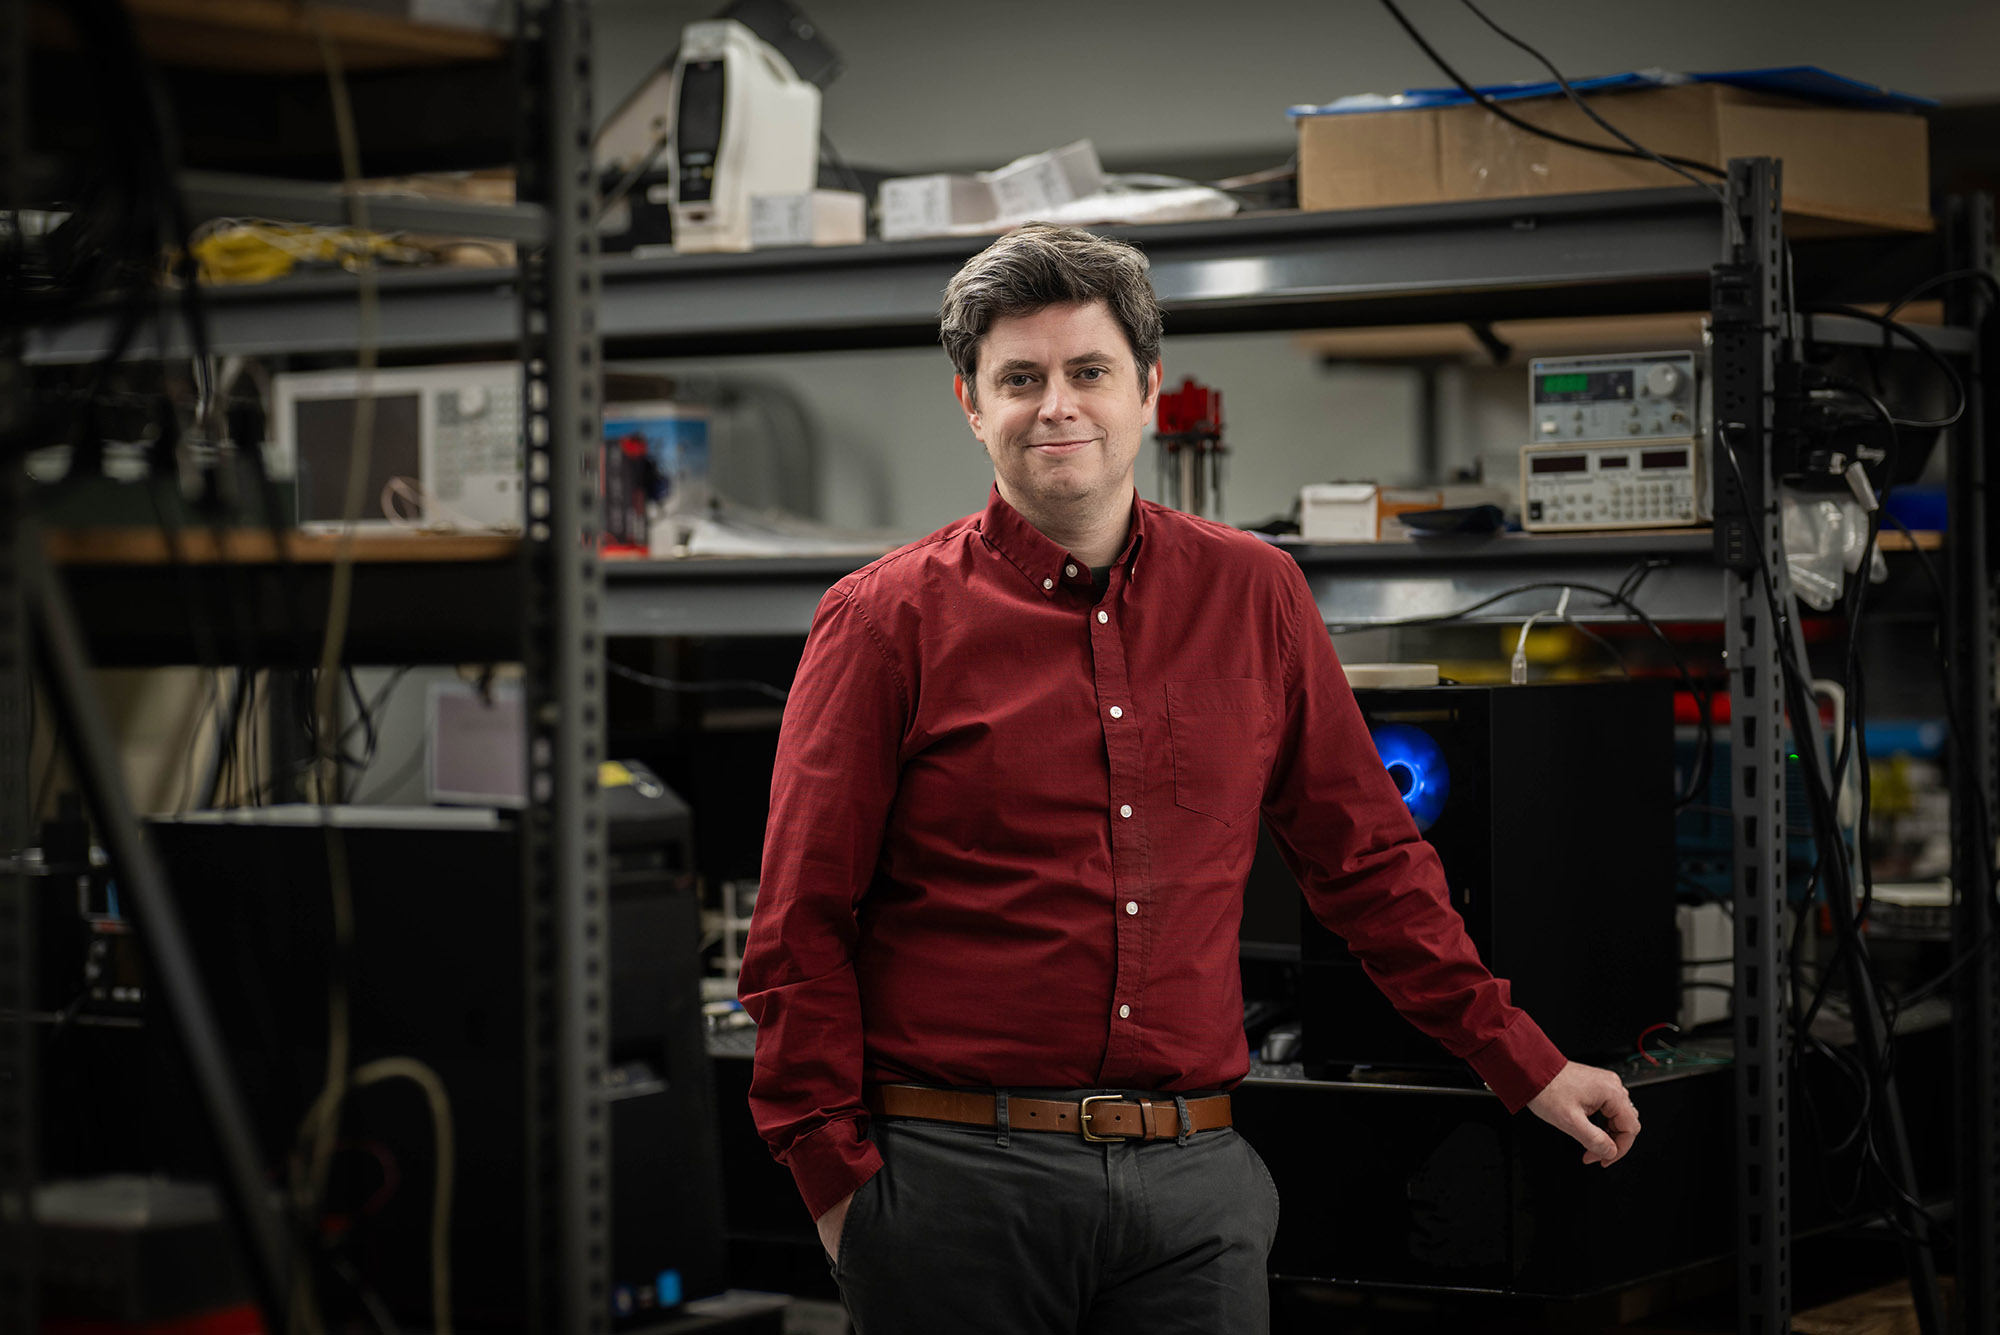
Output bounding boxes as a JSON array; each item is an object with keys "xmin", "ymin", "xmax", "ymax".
[
  {"xmin": 2, "ymin": 4, "xmax": 609, "ymax": 1334},
  {"xmin": 597, "ymin": 531, "xmax": 1949, "ymax": 639},
  {"xmin": 566, "ymin": 167, "xmax": 1986, "ymax": 1335},
  {"xmin": 30, "ymin": 185, "xmax": 1969, "ymax": 366},
  {"xmin": 5, "ymin": 19, "xmax": 1992, "ymax": 1327}
]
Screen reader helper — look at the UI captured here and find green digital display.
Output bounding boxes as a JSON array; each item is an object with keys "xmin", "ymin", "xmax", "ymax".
[{"xmin": 1540, "ymin": 373, "xmax": 1590, "ymax": 394}]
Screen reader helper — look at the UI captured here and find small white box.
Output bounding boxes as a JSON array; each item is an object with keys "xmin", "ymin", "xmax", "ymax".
[
  {"xmin": 1300, "ymin": 483, "xmax": 1443, "ymax": 542},
  {"xmin": 878, "ymin": 174, "xmax": 998, "ymax": 241},
  {"xmin": 984, "ymin": 139, "xmax": 1105, "ymax": 219},
  {"xmin": 749, "ymin": 190, "xmax": 867, "ymax": 248}
]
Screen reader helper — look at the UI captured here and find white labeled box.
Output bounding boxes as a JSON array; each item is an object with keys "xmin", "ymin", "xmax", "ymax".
[
  {"xmin": 877, "ymin": 174, "xmax": 998, "ymax": 241},
  {"xmin": 749, "ymin": 190, "xmax": 866, "ymax": 248}
]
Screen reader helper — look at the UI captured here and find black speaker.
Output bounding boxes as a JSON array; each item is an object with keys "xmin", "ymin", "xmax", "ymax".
[{"xmin": 1296, "ymin": 682, "xmax": 1678, "ymax": 1075}]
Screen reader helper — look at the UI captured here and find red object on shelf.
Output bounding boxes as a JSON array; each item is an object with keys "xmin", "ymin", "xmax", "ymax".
[
  {"xmin": 44, "ymin": 1305, "xmax": 264, "ymax": 1335},
  {"xmin": 1673, "ymin": 691, "xmax": 1839, "ymax": 727},
  {"xmin": 1156, "ymin": 378, "xmax": 1222, "ymax": 436}
]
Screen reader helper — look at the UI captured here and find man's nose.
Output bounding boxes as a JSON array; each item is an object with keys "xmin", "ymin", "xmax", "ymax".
[{"xmin": 1038, "ymin": 379, "xmax": 1078, "ymax": 421}]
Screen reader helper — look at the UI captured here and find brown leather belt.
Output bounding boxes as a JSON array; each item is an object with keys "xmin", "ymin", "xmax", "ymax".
[{"xmin": 865, "ymin": 1084, "xmax": 1231, "ymax": 1142}]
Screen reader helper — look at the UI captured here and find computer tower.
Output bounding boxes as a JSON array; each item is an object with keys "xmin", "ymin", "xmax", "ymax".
[
  {"xmin": 1296, "ymin": 681, "xmax": 1677, "ymax": 1076},
  {"xmin": 132, "ymin": 804, "xmax": 723, "ymax": 1332}
]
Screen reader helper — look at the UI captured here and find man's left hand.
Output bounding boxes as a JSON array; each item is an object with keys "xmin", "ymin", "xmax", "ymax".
[{"xmin": 1526, "ymin": 1061, "xmax": 1640, "ymax": 1166}]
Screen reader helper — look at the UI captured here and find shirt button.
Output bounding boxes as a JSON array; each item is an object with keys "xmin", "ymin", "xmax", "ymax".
[
  {"xmin": 1042, "ymin": 577, "xmax": 1054, "ymax": 590},
  {"xmin": 1108, "ymin": 706, "xmax": 1122, "ymax": 719},
  {"xmin": 1096, "ymin": 610, "xmax": 1108, "ymax": 624},
  {"xmin": 1119, "ymin": 804, "xmax": 1132, "ymax": 818},
  {"xmin": 1125, "ymin": 901, "xmax": 1138, "ymax": 915},
  {"xmin": 1065, "ymin": 563, "xmax": 1078, "ymax": 578},
  {"xmin": 1118, "ymin": 1004, "xmax": 1131, "ymax": 1019}
]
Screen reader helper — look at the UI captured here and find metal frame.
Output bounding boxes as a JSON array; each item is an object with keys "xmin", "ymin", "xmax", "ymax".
[
  {"xmin": 1946, "ymin": 190, "xmax": 1999, "ymax": 1335},
  {"xmin": 3, "ymin": 2, "xmax": 612, "ymax": 1330},
  {"xmin": 22, "ymin": 186, "xmax": 1740, "ymax": 365},
  {"xmin": 0, "ymin": 0, "xmax": 32, "ymax": 1322},
  {"xmin": 0, "ymin": 494, "xmax": 31, "ymax": 1335},
  {"xmin": 516, "ymin": 2, "xmax": 609, "ymax": 1332},
  {"xmin": 1710, "ymin": 158, "xmax": 1793, "ymax": 1335},
  {"xmin": 19, "ymin": 541, "xmax": 290, "ymax": 1326}
]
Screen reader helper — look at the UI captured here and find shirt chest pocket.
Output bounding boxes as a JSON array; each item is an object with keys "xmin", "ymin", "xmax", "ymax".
[{"xmin": 1165, "ymin": 678, "xmax": 1272, "ymax": 826}]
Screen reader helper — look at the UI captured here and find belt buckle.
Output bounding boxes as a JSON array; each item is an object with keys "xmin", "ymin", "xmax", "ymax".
[{"xmin": 1079, "ymin": 1094, "xmax": 1138, "ymax": 1142}]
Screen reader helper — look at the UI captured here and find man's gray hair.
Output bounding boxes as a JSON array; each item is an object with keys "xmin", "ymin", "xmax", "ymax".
[{"xmin": 939, "ymin": 224, "xmax": 1163, "ymax": 403}]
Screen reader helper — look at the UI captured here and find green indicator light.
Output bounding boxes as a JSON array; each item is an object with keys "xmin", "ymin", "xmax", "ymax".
[{"xmin": 1541, "ymin": 373, "xmax": 1590, "ymax": 394}]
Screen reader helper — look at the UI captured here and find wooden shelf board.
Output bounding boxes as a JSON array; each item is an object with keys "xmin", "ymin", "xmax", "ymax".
[
  {"xmin": 34, "ymin": 0, "xmax": 507, "ymax": 75},
  {"xmin": 46, "ymin": 528, "xmax": 519, "ymax": 565}
]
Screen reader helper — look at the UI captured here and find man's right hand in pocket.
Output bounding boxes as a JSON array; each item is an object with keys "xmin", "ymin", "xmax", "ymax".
[{"xmin": 815, "ymin": 1190, "xmax": 856, "ymax": 1261}]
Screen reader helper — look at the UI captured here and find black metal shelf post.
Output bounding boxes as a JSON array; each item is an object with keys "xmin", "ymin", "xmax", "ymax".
[
  {"xmin": 0, "ymin": 0, "xmax": 32, "ymax": 1324},
  {"xmin": 1946, "ymin": 189, "xmax": 1999, "ymax": 1335},
  {"xmin": 517, "ymin": 2, "xmax": 610, "ymax": 1332},
  {"xmin": 1711, "ymin": 158, "xmax": 1794, "ymax": 1335}
]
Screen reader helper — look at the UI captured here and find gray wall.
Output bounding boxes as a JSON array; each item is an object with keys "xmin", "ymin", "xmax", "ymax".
[
  {"xmin": 595, "ymin": 0, "xmax": 2000, "ymax": 532},
  {"xmin": 597, "ymin": 0, "xmax": 2000, "ymax": 173},
  {"xmin": 639, "ymin": 336, "xmax": 1420, "ymax": 534}
]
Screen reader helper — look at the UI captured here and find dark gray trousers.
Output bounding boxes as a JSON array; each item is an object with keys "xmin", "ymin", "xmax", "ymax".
[{"xmin": 831, "ymin": 1093, "xmax": 1280, "ymax": 1334}]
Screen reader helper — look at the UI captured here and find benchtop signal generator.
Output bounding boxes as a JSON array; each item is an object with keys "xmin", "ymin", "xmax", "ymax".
[{"xmin": 1521, "ymin": 350, "xmax": 1709, "ymax": 532}]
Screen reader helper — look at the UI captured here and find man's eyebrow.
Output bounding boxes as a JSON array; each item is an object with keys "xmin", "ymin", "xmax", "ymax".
[{"xmin": 990, "ymin": 352, "xmax": 1119, "ymax": 376}]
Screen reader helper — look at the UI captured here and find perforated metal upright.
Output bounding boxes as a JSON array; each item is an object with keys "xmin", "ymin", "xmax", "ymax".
[
  {"xmin": 1946, "ymin": 190, "xmax": 1999, "ymax": 1335},
  {"xmin": 1710, "ymin": 159, "xmax": 1792, "ymax": 1335},
  {"xmin": 515, "ymin": 2, "xmax": 610, "ymax": 1332}
]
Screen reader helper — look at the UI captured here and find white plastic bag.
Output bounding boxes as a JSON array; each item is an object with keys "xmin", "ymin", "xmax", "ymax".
[{"xmin": 1781, "ymin": 488, "xmax": 1886, "ymax": 611}]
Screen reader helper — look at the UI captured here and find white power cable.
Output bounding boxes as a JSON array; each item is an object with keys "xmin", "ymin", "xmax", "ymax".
[
  {"xmin": 294, "ymin": 1057, "xmax": 456, "ymax": 1335},
  {"xmin": 1511, "ymin": 587, "xmax": 1572, "ymax": 684}
]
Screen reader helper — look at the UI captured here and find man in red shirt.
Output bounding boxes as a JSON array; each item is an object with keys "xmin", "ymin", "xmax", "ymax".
[{"xmin": 739, "ymin": 224, "xmax": 1640, "ymax": 1332}]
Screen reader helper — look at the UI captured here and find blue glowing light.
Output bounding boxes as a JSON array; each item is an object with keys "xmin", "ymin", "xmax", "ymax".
[{"xmin": 1368, "ymin": 723, "xmax": 1451, "ymax": 832}]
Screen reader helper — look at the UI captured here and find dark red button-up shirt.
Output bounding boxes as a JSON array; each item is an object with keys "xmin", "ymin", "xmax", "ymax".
[{"xmin": 740, "ymin": 489, "xmax": 1566, "ymax": 1217}]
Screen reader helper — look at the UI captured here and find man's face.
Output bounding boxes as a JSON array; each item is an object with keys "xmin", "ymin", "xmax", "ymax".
[{"xmin": 954, "ymin": 300, "xmax": 1162, "ymax": 516}]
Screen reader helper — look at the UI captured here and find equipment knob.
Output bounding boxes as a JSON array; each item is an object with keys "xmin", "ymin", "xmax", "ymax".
[{"xmin": 1643, "ymin": 362, "xmax": 1684, "ymax": 398}]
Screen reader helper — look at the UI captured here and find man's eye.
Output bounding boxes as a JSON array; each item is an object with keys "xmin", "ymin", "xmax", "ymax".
[
  {"xmin": 1076, "ymin": 367, "xmax": 1106, "ymax": 381},
  {"xmin": 1004, "ymin": 374, "xmax": 1035, "ymax": 388}
]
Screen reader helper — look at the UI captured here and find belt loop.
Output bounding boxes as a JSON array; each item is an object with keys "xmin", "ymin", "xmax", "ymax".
[
  {"xmin": 993, "ymin": 1089, "xmax": 1011, "ymax": 1149},
  {"xmin": 1174, "ymin": 1094, "xmax": 1191, "ymax": 1147}
]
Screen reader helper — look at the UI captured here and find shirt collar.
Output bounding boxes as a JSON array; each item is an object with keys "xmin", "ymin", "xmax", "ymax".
[{"xmin": 978, "ymin": 486, "xmax": 1148, "ymax": 596}]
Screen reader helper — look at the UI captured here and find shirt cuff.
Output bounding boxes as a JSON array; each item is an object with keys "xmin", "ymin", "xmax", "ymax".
[
  {"xmin": 783, "ymin": 1116, "xmax": 884, "ymax": 1221},
  {"xmin": 1463, "ymin": 1010, "xmax": 1569, "ymax": 1113}
]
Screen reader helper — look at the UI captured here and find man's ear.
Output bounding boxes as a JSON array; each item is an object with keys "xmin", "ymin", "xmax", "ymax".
[
  {"xmin": 954, "ymin": 374, "xmax": 982, "ymax": 437},
  {"xmin": 1139, "ymin": 361, "xmax": 1163, "ymax": 419}
]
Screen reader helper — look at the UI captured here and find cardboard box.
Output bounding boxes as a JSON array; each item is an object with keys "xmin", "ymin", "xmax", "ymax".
[{"xmin": 1299, "ymin": 83, "xmax": 1930, "ymax": 232}]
